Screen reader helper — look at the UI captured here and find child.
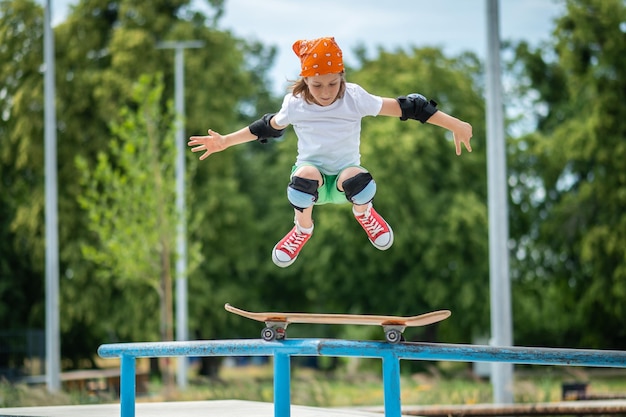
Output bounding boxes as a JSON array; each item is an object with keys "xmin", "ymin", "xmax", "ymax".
[{"xmin": 188, "ymin": 37, "xmax": 473, "ymax": 268}]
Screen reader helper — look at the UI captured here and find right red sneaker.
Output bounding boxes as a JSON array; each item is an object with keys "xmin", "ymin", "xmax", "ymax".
[
  {"xmin": 272, "ymin": 222, "xmax": 313, "ymax": 268},
  {"xmin": 353, "ymin": 203, "xmax": 394, "ymax": 250}
]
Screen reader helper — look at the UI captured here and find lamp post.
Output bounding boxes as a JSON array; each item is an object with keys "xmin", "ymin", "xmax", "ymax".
[
  {"xmin": 485, "ymin": 0, "xmax": 514, "ymax": 403},
  {"xmin": 156, "ymin": 40, "xmax": 204, "ymax": 389},
  {"xmin": 44, "ymin": 0, "xmax": 60, "ymax": 393}
]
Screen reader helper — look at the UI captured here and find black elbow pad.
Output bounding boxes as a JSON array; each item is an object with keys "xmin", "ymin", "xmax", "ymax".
[
  {"xmin": 249, "ymin": 113, "xmax": 285, "ymax": 144},
  {"xmin": 396, "ymin": 93, "xmax": 438, "ymax": 123}
]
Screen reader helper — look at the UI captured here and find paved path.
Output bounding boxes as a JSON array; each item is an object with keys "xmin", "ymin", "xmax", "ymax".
[{"xmin": 0, "ymin": 399, "xmax": 387, "ymax": 417}]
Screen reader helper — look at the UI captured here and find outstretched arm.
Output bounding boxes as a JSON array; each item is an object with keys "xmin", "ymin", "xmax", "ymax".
[
  {"xmin": 188, "ymin": 127, "xmax": 256, "ymax": 160},
  {"xmin": 379, "ymin": 97, "xmax": 473, "ymax": 156},
  {"xmin": 188, "ymin": 114, "xmax": 287, "ymax": 161},
  {"xmin": 426, "ymin": 111, "xmax": 473, "ymax": 156}
]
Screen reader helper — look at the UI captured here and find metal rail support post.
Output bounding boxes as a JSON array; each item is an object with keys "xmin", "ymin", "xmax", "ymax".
[
  {"xmin": 120, "ymin": 355, "xmax": 136, "ymax": 417},
  {"xmin": 274, "ymin": 353, "xmax": 291, "ymax": 417}
]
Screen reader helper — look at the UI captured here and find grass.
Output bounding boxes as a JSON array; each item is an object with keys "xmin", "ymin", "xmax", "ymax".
[
  {"xmin": 175, "ymin": 362, "xmax": 626, "ymax": 407},
  {"xmin": 2, "ymin": 361, "xmax": 626, "ymax": 408},
  {"xmin": 0, "ymin": 381, "xmax": 105, "ymax": 408}
]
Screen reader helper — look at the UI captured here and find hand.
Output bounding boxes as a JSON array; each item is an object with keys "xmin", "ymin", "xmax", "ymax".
[
  {"xmin": 453, "ymin": 121, "xmax": 473, "ymax": 156},
  {"xmin": 188, "ymin": 129, "xmax": 228, "ymax": 160},
  {"xmin": 422, "ymin": 111, "xmax": 473, "ymax": 156}
]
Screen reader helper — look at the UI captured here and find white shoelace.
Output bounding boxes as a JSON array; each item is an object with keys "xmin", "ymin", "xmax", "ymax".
[
  {"xmin": 280, "ymin": 231, "xmax": 308, "ymax": 255},
  {"xmin": 359, "ymin": 214, "xmax": 385, "ymax": 238}
]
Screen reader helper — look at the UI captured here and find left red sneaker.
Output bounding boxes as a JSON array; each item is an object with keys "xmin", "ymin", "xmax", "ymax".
[{"xmin": 353, "ymin": 203, "xmax": 394, "ymax": 250}]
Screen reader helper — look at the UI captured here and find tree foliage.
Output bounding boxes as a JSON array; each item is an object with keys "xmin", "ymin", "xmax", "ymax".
[
  {"xmin": 0, "ymin": 0, "xmax": 46, "ymax": 332},
  {"xmin": 3, "ymin": 0, "xmax": 625, "ymax": 374},
  {"xmin": 508, "ymin": 0, "xmax": 626, "ymax": 348},
  {"xmin": 76, "ymin": 74, "xmax": 180, "ymax": 343},
  {"xmin": 0, "ymin": 0, "xmax": 273, "ymax": 367}
]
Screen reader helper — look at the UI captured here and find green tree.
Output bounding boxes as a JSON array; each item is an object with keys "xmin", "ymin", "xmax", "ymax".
[
  {"xmin": 509, "ymin": 0, "xmax": 626, "ymax": 348},
  {"xmin": 0, "ymin": 0, "xmax": 46, "ymax": 334},
  {"xmin": 76, "ymin": 74, "xmax": 197, "ymax": 384},
  {"xmin": 0, "ymin": 0, "xmax": 275, "ymax": 370},
  {"xmin": 0, "ymin": 0, "xmax": 50, "ymax": 375},
  {"xmin": 76, "ymin": 74, "xmax": 178, "ymax": 343}
]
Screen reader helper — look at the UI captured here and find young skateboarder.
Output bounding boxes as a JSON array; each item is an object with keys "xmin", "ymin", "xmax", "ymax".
[{"xmin": 188, "ymin": 37, "xmax": 473, "ymax": 267}]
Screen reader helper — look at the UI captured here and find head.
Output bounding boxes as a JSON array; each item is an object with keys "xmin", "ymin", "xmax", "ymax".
[
  {"xmin": 292, "ymin": 72, "xmax": 346, "ymax": 106},
  {"xmin": 290, "ymin": 37, "xmax": 346, "ymax": 106}
]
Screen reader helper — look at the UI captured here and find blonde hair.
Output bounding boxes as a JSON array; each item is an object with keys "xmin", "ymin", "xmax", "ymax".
[{"xmin": 289, "ymin": 72, "xmax": 347, "ymax": 105}]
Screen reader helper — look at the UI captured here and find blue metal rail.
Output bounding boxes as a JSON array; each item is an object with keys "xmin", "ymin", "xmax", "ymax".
[{"xmin": 97, "ymin": 339, "xmax": 626, "ymax": 417}]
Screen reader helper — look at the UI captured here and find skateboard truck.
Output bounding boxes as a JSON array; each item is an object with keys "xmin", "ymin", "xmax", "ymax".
[
  {"xmin": 262, "ymin": 321, "xmax": 288, "ymax": 341},
  {"xmin": 262, "ymin": 322, "xmax": 406, "ymax": 343},
  {"xmin": 382, "ymin": 325, "xmax": 406, "ymax": 344}
]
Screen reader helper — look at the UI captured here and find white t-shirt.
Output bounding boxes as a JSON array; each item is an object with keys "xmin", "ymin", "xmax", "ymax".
[{"xmin": 273, "ymin": 83, "xmax": 383, "ymax": 175}]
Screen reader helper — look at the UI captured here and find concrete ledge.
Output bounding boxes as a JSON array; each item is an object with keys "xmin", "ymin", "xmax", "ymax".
[{"xmin": 0, "ymin": 399, "xmax": 391, "ymax": 417}]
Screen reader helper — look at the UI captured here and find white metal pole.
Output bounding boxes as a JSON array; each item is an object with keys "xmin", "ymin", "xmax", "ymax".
[
  {"xmin": 157, "ymin": 40, "xmax": 204, "ymax": 389},
  {"xmin": 174, "ymin": 45, "xmax": 188, "ymax": 390},
  {"xmin": 44, "ymin": 0, "xmax": 61, "ymax": 393},
  {"xmin": 486, "ymin": 0, "xmax": 514, "ymax": 403}
]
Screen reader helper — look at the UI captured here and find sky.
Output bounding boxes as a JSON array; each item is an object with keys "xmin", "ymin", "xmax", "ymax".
[
  {"xmin": 208, "ymin": 0, "xmax": 564, "ymax": 92},
  {"xmin": 49, "ymin": 0, "xmax": 565, "ymax": 93}
]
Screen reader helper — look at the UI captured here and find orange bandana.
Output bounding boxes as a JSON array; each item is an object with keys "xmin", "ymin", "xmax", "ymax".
[{"xmin": 292, "ymin": 37, "xmax": 344, "ymax": 77}]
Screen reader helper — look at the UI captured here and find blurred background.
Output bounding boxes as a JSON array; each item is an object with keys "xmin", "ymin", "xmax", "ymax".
[{"xmin": 1, "ymin": 0, "xmax": 625, "ymax": 407}]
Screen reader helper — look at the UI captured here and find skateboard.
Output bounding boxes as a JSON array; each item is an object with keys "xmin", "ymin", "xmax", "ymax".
[{"xmin": 224, "ymin": 303, "xmax": 451, "ymax": 344}]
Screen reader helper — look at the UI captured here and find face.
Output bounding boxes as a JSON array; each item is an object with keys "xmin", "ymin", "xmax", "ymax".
[{"xmin": 305, "ymin": 73, "xmax": 343, "ymax": 106}]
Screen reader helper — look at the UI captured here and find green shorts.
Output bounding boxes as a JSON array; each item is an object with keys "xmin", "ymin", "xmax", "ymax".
[{"xmin": 291, "ymin": 165, "xmax": 362, "ymax": 205}]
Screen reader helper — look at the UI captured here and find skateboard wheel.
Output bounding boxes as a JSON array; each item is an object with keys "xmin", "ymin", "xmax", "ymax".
[
  {"xmin": 262, "ymin": 327, "xmax": 276, "ymax": 341},
  {"xmin": 385, "ymin": 329, "xmax": 402, "ymax": 344}
]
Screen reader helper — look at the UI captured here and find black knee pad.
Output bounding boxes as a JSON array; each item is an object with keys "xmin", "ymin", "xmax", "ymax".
[
  {"xmin": 287, "ymin": 176, "xmax": 319, "ymax": 212},
  {"xmin": 342, "ymin": 172, "xmax": 376, "ymax": 204}
]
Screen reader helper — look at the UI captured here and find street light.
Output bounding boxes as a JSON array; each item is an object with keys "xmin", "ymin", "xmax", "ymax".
[
  {"xmin": 157, "ymin": 40, "xmax": 204, "ymax": 389},
  {"xmin": 485, "ymin": 0, "xmax": 514, "ymax": 403},
  {"xmin": 44, "ymin": 0, "xmax": 60, "ymax": 393}
]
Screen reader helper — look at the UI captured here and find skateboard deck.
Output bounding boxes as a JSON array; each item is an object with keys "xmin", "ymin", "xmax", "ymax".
[{"xmin": 225, "ymin": 303, "xmax": 451, "ymax": 343}]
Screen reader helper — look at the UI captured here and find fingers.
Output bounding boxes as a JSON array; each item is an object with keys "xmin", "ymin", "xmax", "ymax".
[
  {"xmin": 456, "ymin": 139, "xmax": 472, "ymax": 155},
  {"xmin": 187, "ymin": 138, "xmax": 203, "ymax": 147},
  {"xmin": 188, "ymin": 130, "xmax": 213, "ymax": 145},
  {"xmin": 188, "ymin": 129, "xmax": 214, "ymax": 141},
  {"xmin": 454, "ymin": 127, "xmax": 473, "ymax": 156},
  {"xmin": 463, "ymin": 125, "xmax": 473, "ymax": 154},
  {"xmin": 187, "ymin": 129, "xmax": 212, "ymax": 160},
  {"xmin": 187, "ymin": 138, "xmax": 206, "ymax": 153}
]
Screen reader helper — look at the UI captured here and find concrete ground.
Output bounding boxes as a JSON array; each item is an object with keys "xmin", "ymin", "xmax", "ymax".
[{"xmin": 0, "ymin": 399, "xmax": 387, "ymax": 417}]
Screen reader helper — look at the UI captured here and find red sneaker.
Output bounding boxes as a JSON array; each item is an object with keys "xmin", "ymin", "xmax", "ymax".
[
  {"xmin": 354, "ymin": 203, "xmax": 394, "ymax": 250},
  {"xmin": 272, "ymin": 223, "xmax": 313, "ymax": 267}
]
